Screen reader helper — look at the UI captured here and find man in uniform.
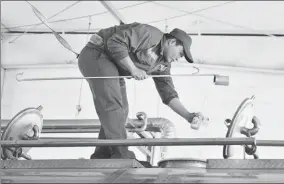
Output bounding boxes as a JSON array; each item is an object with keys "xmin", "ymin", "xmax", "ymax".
[{"xmin": 78, "ymin": 22, "xmax": 208, "ymax": 159}]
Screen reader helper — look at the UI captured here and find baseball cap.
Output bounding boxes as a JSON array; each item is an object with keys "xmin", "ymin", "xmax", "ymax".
[{"xmin": 169, "ymin": 28, "xmax": 194, "ymax": 63}]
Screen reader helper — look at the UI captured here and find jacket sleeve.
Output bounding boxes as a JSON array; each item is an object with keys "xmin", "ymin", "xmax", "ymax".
[
  {"xmin": 152, "ymin": 65, "xmax": 179, "ymax": 105},
  {"xmin": 106, "ymin": 23, "xmax": 152, "ymax": 62}
]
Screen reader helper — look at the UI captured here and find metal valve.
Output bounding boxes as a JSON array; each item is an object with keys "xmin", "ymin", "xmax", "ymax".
[
  {"xmin": 22, "ymin": 125, "xmax": 40, "ymax": 140},
  {"xmin": 128, "ymin": 112, "xmax": 148, "ymax": 132},
  {"xmin": 240, "ymin": 116, "xmax": 260, "ymax": 137}
]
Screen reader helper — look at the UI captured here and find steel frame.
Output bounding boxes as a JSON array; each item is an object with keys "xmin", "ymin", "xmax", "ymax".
[{"xmin": 100, "ymin": 1, "xmax": 126, "ymax": 24}]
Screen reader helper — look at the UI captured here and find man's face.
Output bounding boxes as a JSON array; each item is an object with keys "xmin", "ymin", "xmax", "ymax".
[{"xmin": 163, "ymin": 39, "xmax": 184, "ymax": 63}]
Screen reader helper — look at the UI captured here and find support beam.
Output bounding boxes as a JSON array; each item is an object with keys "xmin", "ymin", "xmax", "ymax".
[
  {"xmin": 100, "ymin": 1, "xmax": 125, "ymax": 24},
  {"xmin": 2, "ymin": 138, "xmax": 284, "ymax": 148},
  {"xmin": 4, "ymin": 30, "xmax": 284, "ymax": 37},
  {"xmin": 1, "ymin": 119, "xmax": 163, "ymax": 134},
  {"xmin": 1, "ymin": 137, "xmax": 256, "ymax": 147},
  {"xmin": 2, "ymin": 159, "xmax": 145, "ymax": 169},
  {"xmin": 1, "ymin": 67, "xmax": 6, "ymax": 100}
]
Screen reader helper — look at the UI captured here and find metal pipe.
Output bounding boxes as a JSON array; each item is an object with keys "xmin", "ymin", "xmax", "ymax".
[
  {"xmin": 6, "ymin": 31, "xmax": 284, "ymax": 37},
  {"xmin": 141, "ymin": 118, "xmax": 176, "ymax": 159},
  {"xmin": 1, "ymin": 117, "xmax": 173, "ymax": 160},
  {"xmin": 37, "ymin": 129, "xmax": 100, "ymax": 133},
  {"xmin": 256, "ymin": 140, "xmax": 284, "ymax": 147},
  {"xmin": 16, "ymin": 72, "xmax": 218, "ymax": 81},
  {"xmin": 15, "ymin": 72, "xmax": 229, "ymax": 86},
  {"xmin": 1, "ymin": 117, "xmax": 174, "ymax": 139},
  {"xmin": 39, "ymin": 137, "xmax": 152, "ymax": 157},
  {"xmin": 1, "ymin": 118, "xmax": 170, "ymax": 134},
  {"xmin": 1, "ymin": 137, "xmax": 255, "ymax": 147},
  {"xmin": 100, "ymin": 1, "xmax": 126, "ymax": 24}
]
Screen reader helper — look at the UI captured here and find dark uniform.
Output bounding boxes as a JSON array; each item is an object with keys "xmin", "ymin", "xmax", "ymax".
[{"xmin": 78, "ymin": 22, "xmax": 191, "ymax": 159}]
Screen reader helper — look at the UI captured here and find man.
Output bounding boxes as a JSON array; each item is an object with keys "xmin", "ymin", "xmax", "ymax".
[{"xmin": 78, "ymin": 22, "xmax": 208, "ymax": 160}]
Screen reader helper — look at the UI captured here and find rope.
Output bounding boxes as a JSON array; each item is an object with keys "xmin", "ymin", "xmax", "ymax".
[
  {"xmin": 200, "ymin": 87, "xmax": 210, "ymax": 127},
  {"xmin": 132, "ymin": 80, "xmax": 137, "ymax": 119},
  {"xmin": 148, "ymin": 2, "xmax": 235, "ymax": 24},
  {"xmin": 150, "ymin": 1, "xmax": 280, "ymax": 39},
  {"xmin": 9, "ymin": 1, "xmax": 81, "ymax": 43},
  {"xmin": 4, "ymin": 2, "xmax": 150, "ymax": 30},
  {"xmin": 75, "ymin": 16, "xmax": 92, "ymax": 116}
]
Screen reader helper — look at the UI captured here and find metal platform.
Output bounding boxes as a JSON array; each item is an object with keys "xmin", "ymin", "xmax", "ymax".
[
  {"xmin": 207, "ymin": 159, "xmax": 284, "ymax": 169},
  {"xmin": 1, "ymin": 159, "xmax": 145, "ymax": 169},
  {"xmin": 2, "ymin": 167, "xmax": 284, "ymax": 183},
  {"xmin": 2, "ymin": 159, "xmax": 284, "ymax": 183}
]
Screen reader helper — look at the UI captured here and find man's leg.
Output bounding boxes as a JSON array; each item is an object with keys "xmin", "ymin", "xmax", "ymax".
[
  {"xmin": 88, "ymin": 82, "xmax": 112, "ymax": 159},
  {"xmin": 78, "ymin": 48, "xmax": 135, "ymax": 159},
  {"xmin": 110, "ymin": 78, "xmax": 136, "ymax": 159},
  {"xmin": 90, "ymin": 70, "xmax": 135, "ymax": 159},
  {"xmin": 90, "ymin": 127, "xmax": 113, "ymax": 159}
]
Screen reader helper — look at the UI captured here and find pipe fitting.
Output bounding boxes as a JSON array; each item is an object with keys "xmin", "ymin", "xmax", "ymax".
[
  {"xmin": 214, "ymin": 75, "xmax": 229, "ymax": 86},
  {"xmin": 240, "ymin": 116, "xmax": 261, "ymax": 137}
]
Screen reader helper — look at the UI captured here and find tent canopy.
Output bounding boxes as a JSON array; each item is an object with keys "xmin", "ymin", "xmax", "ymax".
[{"xmin": 1, "ymin": 1, "xmax": 284, "ymax": 70}]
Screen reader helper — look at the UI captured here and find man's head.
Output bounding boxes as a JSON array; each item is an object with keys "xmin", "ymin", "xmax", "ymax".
[{"xmin": 162, "ymin": 28, "xmax": 194, "ymax": 63}]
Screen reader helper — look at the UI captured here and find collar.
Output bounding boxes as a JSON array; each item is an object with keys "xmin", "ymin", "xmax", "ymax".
[
  {"xmin": 152, "ymin": 35, "xmax": 166, "ymax": 62},
  {"xmin": 158, "ymin": 35, "xmax": 166, "ymax": 56}
]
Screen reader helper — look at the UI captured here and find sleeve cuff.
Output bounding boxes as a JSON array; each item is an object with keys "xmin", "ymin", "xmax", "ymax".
[
  {"xmin": 163, "ymin": 94, "xmax": 179, "ymax": 105},
  {"xmin": 109, "ymin": 51, "xmax": 129, "ymax": 62}
]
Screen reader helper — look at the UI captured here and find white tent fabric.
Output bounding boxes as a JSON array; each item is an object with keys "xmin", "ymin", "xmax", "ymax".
[{"xmin": 1, "ymin": 1, "xmax": 284, "ymax": 69}]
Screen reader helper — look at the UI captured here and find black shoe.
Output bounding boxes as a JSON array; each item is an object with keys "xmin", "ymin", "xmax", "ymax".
[
  {"xmin": 90, "ymin": 152, "xmax": 112, "ymax": 159},
  {"xmin": 110, "ymin": 150, "xmax": 137, "ymax": 159},
  {"xmin": 90, "ymin": 148, "xmax": 112, "ymax": 159}
]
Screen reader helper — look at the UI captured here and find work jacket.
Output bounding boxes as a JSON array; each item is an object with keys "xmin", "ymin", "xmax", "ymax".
[{"xmin": 95, "ymin": 22, "xmax": 179, "ymax": 105}]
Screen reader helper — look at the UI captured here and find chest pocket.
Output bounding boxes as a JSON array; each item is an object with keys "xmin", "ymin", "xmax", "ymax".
[
  {"xmin": 134, "ymin": 46, "xmax": 168, "ymax": 73},
  {"xmin": 135, "ymin": 47, "xmax": 158, "ymax": 65}
]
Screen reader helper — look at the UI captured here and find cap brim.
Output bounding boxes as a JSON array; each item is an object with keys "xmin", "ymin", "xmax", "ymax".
[{"xmin": 184, "ymin": 48, "xmax": 194, "ymax": 63}]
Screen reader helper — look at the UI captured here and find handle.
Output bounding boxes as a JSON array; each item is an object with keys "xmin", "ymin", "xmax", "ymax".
[{"xmin": 240, "ymin": 116, "xmax": 261, "ymax": 137}]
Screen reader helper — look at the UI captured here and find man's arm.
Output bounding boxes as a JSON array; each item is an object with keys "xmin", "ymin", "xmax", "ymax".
[
  {"xmin": 152, "ymin": 66, "xmax": 194, "ymax": 123},
  {"xmin": 168, "ymin": 98, "xmax": 195, "ymax": 123},
  {"xmin": 117, "ymin": 56, "xmax": 148, "ymax": 80}
]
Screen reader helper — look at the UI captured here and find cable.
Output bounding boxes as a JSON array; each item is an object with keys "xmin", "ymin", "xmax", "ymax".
[
  {"xmin": 75, "ymin": 80, "xmax": 83, "ymax": 116},
  {"xmin": 151, "ymin": 1, "xmax": 280, "ymax": 39},
  {"xmin": 153, "ymin": 1, "xmax": 283, "ymax": 69},
  {"xmin": 9, "ymin": 1, "xmax": 81, "ymax": 43},
  {"xmin": 4, "ymin": 1, "xmax": 150, "ymax": 30},
  {"xmin": 132, "ymin": 80, "xmax": 137, "ymax": 119},
  {"xmin": 76, "ymin": 16, "xmax": 92, "ymax": 117},
  {"xmin": 192, "ymin": 66, "xmax": 200, "ymax": 74},
  {"xmin": 147, "ymin": 1, "xmax": 235, "ymax": 24}
]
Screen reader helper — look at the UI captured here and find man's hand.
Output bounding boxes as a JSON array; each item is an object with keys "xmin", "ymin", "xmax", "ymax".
[
  {"xmin": 188, "ymin": 112, "xmax": 209, "ymax": 130},
  {"xmin": 167, "ymin": 98, "xmax": 209, "ymax": 130},
  {"xmin": 131, "ymin": 67, "xmax": 148, "ymax": 80},
  {"xmin": 116, "ymin": 56, "xmax": 148, "ymax": 80}
]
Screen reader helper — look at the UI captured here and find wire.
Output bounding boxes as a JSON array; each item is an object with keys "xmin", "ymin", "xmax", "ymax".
[
  {"xmin": 76, "ymin": 16, "xmax": 92, "ymax": 117},
  {"xmin": 147, "ymin": 1, "xmax": 235, "ymax": 24},
  {"xmin": 132, "ymin": 80, "xmax": 137, "ymax": 119},
  {"xmin": 9, "ymin": 1, "xmax": 81, "ymax": 43},
  {"xmin": 4, "ymin": 1, "xmax": 150, "ymax": 30},
  {"xmin": 151, "ymin": 1, "xmax": 280, "ymax": 39},
  {"xmin": 48, "ymin": 1, "xmax": 82, "ymax": 20},
  {"xmin": 192, "ymin": 66, "xmax": 200, "ymax": 74},
  {"xmin": 75, "ymin": 80, "xmax": 83, "ymax": 116},
  {"xmin": 1, "ymin": 22, "xmax": 11, "ymax": 32}
]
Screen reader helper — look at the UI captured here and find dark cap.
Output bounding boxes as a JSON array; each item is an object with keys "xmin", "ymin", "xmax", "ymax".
[{"xmin": 169, "ymin": 28, "xmax": 194, "ymax": 63}]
